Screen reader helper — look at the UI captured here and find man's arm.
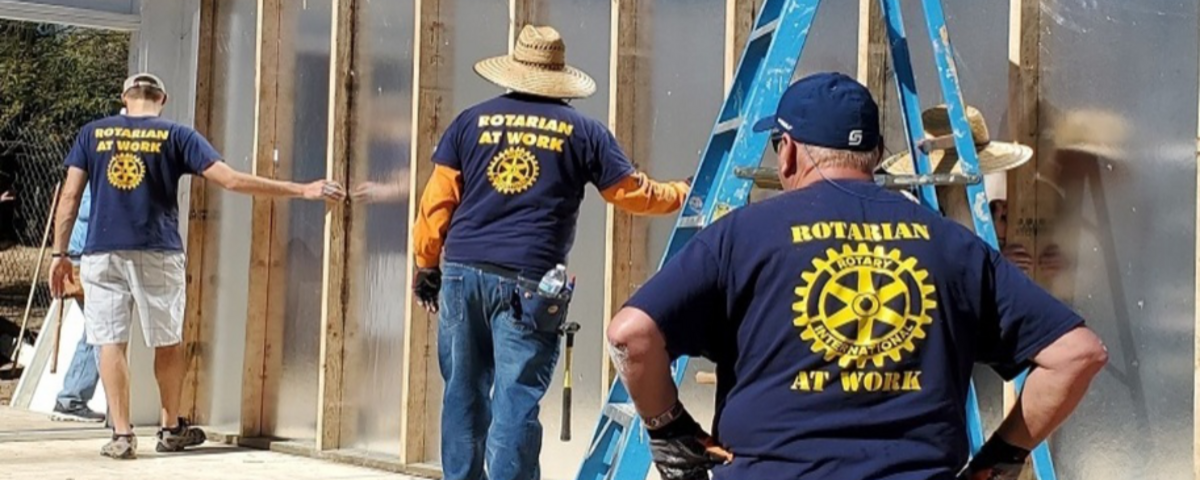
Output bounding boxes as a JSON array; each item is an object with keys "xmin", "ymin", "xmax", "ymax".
[
  {"xmin": 600, "ymin": 172, "xmax": 690, "ymax": 216},
  {"xmin": 993, "ymin": 326, "xmax": 1106, "ymax": 449},
  {"xmin": 201, "ymin": 162, "xmax": 343, "ymax": 200},
  {"xmin": 53, "ymin": 168, "xmax": 87, "ymax": 255},
  {"xmin": 607, "ymin": 307, "xmax": 679, "ymax": 418},
  {"xmin": 49, "ymin": 168, "xmax": 87, "ymax": 298},
  {"xmin": 413, "ymin": 165, "xmax": 463, "ymax": 269}
]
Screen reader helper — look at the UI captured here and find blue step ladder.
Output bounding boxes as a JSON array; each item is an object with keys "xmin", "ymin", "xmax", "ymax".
[{"xmin": 575, "ymin": 1, "xmax": 1057, "ymax": 479}]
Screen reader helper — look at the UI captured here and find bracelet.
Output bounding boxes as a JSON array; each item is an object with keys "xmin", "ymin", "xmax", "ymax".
[
  {"xmin": 50, "ymin": 252, "xmax": 69, "ymax": 259},
  {"xmin": 642, "ymin": 401, "xmax": 685, "ymax": 430}
]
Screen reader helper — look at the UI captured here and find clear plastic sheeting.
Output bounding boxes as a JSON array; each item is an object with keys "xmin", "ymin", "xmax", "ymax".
[
  {"xmin": 422, "ymin": 0, "xmax": 510, "ymax": 463},
  {"xmin": 270, "ymin": 0, "xmax": 333, "ymax": 441},
  {"xmin": 1038, "ymin": 1, "xmax": 1196, "ymax": 478},
  {"xmin": 341, "ymin": 0, "xmax": 415, "ymax": 455},
  {"xmin": 538, "ymin": 3, "xmax": 612, "ymax": 478},
  {"xmin": 795, "ymin": 0, "xmax": 857, "ymax": 78},
  {"xmin": 197, "ymin": 0, "xmax": 256, "ymax": 433}
]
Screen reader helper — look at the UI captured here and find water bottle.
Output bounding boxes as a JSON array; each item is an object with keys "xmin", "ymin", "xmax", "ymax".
[{"xmin": 538, "ymin": 264, "xmax": 568, "ymax": 296}]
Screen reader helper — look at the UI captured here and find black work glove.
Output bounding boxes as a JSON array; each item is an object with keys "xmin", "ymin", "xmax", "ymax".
[
  {"xmin": 646, "ymin": 406, "xmax": 732, "ymax": 480},
  {"xmin": 414, "ymin": 267, "xmax": 441, "ymax": 313},
  {"xmin": 957, "ymin": 437, "xmax": 1029, "ymax": 480}
]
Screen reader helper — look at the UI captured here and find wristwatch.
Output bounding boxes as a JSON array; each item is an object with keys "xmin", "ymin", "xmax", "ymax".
[{"xmin": 642, "ymin": 401, "xmax": 685, "ymax": 430}]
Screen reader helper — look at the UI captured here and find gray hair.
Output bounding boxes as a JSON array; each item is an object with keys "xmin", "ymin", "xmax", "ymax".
[{"xmin": 806, "ymin": 145, "xmax": 880, "ymax": 172}]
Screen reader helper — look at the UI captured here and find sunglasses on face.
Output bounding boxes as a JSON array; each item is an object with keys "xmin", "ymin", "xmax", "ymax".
[{"xmin": 770, "ymin": 133, "xmax": 784, "ymax": 153}]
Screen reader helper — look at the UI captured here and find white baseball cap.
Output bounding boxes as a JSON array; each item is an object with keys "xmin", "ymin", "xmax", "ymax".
[{"xmin": 122, "ymin": 73, "xmax": 167, "ymax": 96}]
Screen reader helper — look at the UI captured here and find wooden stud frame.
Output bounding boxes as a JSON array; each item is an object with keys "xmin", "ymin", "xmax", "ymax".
[
  {"xmin": 602, "ymin": 0, "xmax": 653, "ymax": 389},
  {"xmin": 1005, "ymin": 0, "xmax": 1040, "ymax": 420},
  {"xmin": 856, "ymin": 0, "xmax": 886, "ymax": 106},
  {"xmin": 180, "ymin": 0, "xmax": 218, "ymax": 424},
  {"xmin": 509, "ymin": 0, "xmax": 543, "ymax": 52},
  {"xmin": 241, "ymin": 0, "xmax": 282, "ymax": 439},
  {"xmin": 400, "ymin": 0, "xmax": 454, "ymax": 464},
  {"xmin": 316, "ymin": 0, "xmax": 358, "ymax": 452}
]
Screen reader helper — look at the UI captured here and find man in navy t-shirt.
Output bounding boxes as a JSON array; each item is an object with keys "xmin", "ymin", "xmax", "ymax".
[
  {"xmin": 49, "ymin": 73, "xmax": 345, "ymax": 460},
  {"xmin": 412, "ymin": 26, "xmax": 689, "ymax": 480},
  {"xmin": 606, "ymin": 73, "xmax": 1108, "ymax": 480}
]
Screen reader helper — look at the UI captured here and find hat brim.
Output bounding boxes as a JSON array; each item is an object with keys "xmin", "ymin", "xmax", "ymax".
[
  {"xmin": 474, "ymin": 56, "xmax": 596, "ymax": 99},
  {"xmin": 881, "ymin": 142, "xmax": 1033, "ymax": 175},
  {"xmin": 752, "ymin": 116, "xmax": 779, "ymax": 133}
]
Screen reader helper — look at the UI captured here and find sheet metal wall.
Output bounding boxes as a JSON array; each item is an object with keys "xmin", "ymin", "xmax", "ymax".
[
  {"xmin": 537, "ymin": 3, "xmax": 612, "ymax": 478},
  {"xmin": 198, "ymin": 0, "xmax": 256, "ymax": 432},
  {"xmin": 420, "ymin": 0, "xmax": 511, "ymax": 463},
  {"xmin": 341, "ymin": 0, "xmax": 415, "ymax": 454},
  {"xmin": 270, "ymin": 0, "xmax": 333, "ymax": 441},
  {"xmin": 1038, "ymin": 1, "xmax": 1196, "ymax": 478}
]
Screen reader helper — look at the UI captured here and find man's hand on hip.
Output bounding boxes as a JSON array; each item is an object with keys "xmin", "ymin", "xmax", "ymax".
[
  {"xmin": 646, "ymin": 403, "xmax": 732, "ymax": 480},
  {"xmin": 414, "ymin": 267, "xmax": 442, "ymax": 313}
]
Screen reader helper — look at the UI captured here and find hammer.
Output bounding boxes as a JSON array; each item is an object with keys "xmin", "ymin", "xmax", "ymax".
[{"xmin": 559, "ymin": 321, "xmax": 581, "ymax": 441}]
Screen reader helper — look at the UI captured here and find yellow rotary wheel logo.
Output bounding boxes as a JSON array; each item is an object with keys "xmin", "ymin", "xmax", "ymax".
[
  {"xmin": 487, "ymin": 147, "xmax": 540, "ymax": 195},
  {"xmin": 793, "ymin": 244, "xmax": 936, "ymax": 368},
  {"xmin": 106, "ymin": 153, "xmax": 145, "ymax": 191}
]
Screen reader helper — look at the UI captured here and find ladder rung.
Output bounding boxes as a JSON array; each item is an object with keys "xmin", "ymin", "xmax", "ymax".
[
  {"xmin": 749, "ymin": 19, "xmax": 780, "ymax": 42},
  {"xmin": 714, "ymin": 118, "xmax": 742, "ymax": 135},
  {"xmin": 732, "ymin": 167, "xmax": 982, "ymax": 191},
  {"xmin": 678, "ymin": 215, "xmax": 705, "ymax": 229},
  {"xmin": 877, "ymin": 173, "xmax": 983, "ymax": 188},
  {"xmin": 602, "ymin": 403, "xmax": 638, "ymax": 428}
]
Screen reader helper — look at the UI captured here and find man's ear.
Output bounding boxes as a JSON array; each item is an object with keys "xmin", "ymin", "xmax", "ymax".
[
  {"xmin": 777, "ymin": 139, "xmax": 796, "ymax": 179},
  {"xmin": 161, "ymin": 93, "xmax": 170, "ymax": 107}
]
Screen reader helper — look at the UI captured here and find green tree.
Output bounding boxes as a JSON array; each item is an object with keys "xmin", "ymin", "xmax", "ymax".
[{"xmin": 0, "ymin": 20, "xmax": 128, "ymax": 246}]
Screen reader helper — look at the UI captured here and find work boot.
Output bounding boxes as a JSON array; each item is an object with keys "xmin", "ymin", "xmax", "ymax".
[
  {"xmin": 155, "ymin": 417, "xmax": 206, "ymax": 452},
  {"xmin": 52, "ymin": 403, "xmax": 106, "ymax": 423},
  {"xmin": 101, "ymin": 433, "xmax": 137, "ymax": 460}
]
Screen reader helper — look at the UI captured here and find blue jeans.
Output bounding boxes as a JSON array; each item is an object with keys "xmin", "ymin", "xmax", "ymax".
[
  {"xmin": 438, "ymin": 262, "xmax": 570, "ymax": 480},
  {"xmin": 57, "ymin": 305, "xmax": 100, "ymax": 410}
]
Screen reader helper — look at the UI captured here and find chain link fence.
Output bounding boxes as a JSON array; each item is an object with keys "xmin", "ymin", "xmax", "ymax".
[{"xmin": 0, "ymin": 126, "xmax": 70, "ymax": 326}]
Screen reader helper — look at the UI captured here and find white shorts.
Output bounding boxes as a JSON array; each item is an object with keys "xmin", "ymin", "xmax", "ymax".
[{"xmin": 81, "ymin": 251, "xmax": 186, "ymax": 347}]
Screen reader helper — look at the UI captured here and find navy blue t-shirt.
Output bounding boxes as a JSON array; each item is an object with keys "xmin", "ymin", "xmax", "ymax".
[
  {"xmin": 432, "ymin": 93, "xmax": 635, "ymax": 274},
  {"xmin": 627, "ymin": 180, "xmax": 1083, "ymax": 480},
  {"xmin": 64, "ymin": 115, "xmax": 221, "ymax": 254}
]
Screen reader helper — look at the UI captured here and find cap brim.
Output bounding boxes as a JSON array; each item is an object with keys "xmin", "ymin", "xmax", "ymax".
[{"xmin": 752, "ymin": 116, "xmax": 779, "ymax": 133}]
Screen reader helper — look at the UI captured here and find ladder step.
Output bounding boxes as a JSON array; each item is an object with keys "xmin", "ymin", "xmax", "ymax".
[
  {"xmin": 602, "ymin": 402, "xmax": 638, "ymax": 428},
  {"xmin": 749, "ymin": 19, "xmax": 780, "ymax": 42},
  {"xmin": 714, "ymin": 118, "xmax": 743, "ymax": 135},
  {"xmin": 678, "ymin": 215, "xmax": 705, "ymax": 229}
]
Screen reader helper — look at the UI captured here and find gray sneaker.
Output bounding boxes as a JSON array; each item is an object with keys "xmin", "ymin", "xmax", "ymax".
[
  {"xmin": 101, "ymin": 434, "xmax": 137, "ymax": 460},
  {"xmin": 156, "ymin": 417, "xmax": 206, "ymax": 452},
  {"xmin": 52, "ymin": 404, "xmax": 106, "ymax": 423}
]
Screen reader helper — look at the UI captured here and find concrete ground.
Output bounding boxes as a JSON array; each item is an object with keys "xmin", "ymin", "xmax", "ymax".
[{"xmin": 0, "ymin": 407, "xmax": 422, "ymax": 480}]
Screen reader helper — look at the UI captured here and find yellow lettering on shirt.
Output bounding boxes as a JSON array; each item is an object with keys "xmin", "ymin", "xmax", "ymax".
[
  {"xmin": 791, "ymin": 222, "xmax": 932, "ymax": 244},
  {"xmin": 790, "ymin": 370, "xmax": 831, "ymax": 392},
  {"xmin": 838, "ymin": 371, "xmax": 922, "ymax": 393}
]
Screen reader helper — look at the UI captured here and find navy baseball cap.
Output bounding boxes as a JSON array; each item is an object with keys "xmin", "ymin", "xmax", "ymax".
[{"xmin": 752, "ymin": 72, "xmax": 880, "ymax": 152}]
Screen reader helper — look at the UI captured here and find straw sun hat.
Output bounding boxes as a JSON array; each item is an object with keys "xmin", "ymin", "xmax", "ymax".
[
  {"xmin": 881, "ymin": 105, "xmax": 1032, "ymax": 176},
  {"xmin": 475, "ymin": 25, "xmax": 596, "ymax": 99},
  {"xmin": 1049, "ymin": 109, "xmax": 1128, "ymax": 160}
]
